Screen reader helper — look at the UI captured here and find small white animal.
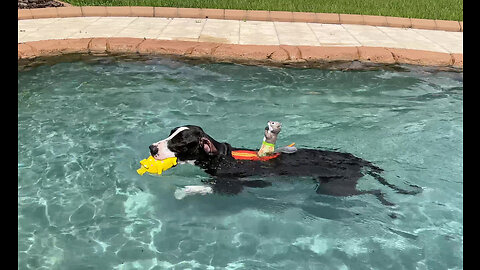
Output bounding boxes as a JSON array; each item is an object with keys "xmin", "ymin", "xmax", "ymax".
[{"xmin": 258, "ymin": 121, "xmax": 282, "ymax": 157}]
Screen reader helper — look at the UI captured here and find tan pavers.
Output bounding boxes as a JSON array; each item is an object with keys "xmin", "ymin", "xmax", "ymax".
[
  {"xmin": 18, "ymin": 18, "xmax": 54, "ymax": 37},
  {"xmin": 342, "ymin": 24, "xmax": 401, "ymax": 48},
  {"xmin": 24, "ymin": 17, "xmax": 89, "ymax": 41},
  {"xmin": 18, "ymin": 18, "xmax": 63, "ymax": 42},
  {"xmin": 115, "ymin": 17, "xmax": 170, "ymax": 39},
  {"xmin": 239, "ymin": 20, "xmax": 278, "ymax": 45},
  {"xmin": 18, "ymin": 16, "xmax": 462, "ymax": 53},
  {"xmin": 18, "ymin": 30, "xmax": 28, "ymax": 43},
  {"xmin": 413, "ymin": 28, "xmax": 462, "ymax": 53},
  {"xmin": 376, "ymin": 26, "xmax": 449, "ymax": 53},
  {"xmin": 199, "ymin": 19, "xmax": 239, "ymax": 44},
  {"xmin": 308, "ymin": 23, "xmax": 360, "ymax": 46},
  {"xmin": 69, "ymin": 17, "xmax": 136, "ymax": 38},
  {"xmin": 274, "ymin": 21, "xmax": 319, "ymax": 46},
  {"xmin": 17, "ymin": 10, "xmax": 463, "ymax": 68},
  {"xmin": 157, "ymin": 18, "xmax": 206, "ymax": 41}
]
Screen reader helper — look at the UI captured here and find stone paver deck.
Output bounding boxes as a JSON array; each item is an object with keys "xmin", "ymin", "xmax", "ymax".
[
  {"xmin": 18, "ymin": 17, "xmax": 462, "ymax": 54},
  {"xmin": 17, "ymin": 8, "xmax": 463, "ymax": 68}
]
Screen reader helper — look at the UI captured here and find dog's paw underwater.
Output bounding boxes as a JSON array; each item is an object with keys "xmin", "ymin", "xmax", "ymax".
[{"xmin": 136, "ymin": 156, "xmax": 177, "ymax": 175}]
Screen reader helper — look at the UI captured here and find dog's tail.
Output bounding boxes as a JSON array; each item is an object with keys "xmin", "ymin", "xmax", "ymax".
[{"xmin": 366, "ymin": 164, "xmax": 423, "ymax": 195}]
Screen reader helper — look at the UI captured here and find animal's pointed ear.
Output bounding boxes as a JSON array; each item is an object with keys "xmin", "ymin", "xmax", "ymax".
[{"xmin": 200, "ymin": 137, "xmax": 218, "ymax": 155}]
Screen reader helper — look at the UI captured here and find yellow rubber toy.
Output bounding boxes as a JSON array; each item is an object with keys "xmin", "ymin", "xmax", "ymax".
[{"xmin": 136, "ymin": 156, "xmax": 177, "ymax": 175}]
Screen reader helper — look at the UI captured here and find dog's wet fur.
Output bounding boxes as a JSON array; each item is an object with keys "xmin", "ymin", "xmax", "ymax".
[{"xmin": 149, "ymin": 125, "xmax": 421, "ymax": 205}]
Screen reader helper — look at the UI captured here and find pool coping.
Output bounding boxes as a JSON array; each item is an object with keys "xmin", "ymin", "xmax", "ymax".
[
  {"xmin": 17, "ymin": 7, "xmax": 463, "ymax": 69},
  {"xmin": 18, "ymin": 38, "xmax": 463, "ymax": 69}
]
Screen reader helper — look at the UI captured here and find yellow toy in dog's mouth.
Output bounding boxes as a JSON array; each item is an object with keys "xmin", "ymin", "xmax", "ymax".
[{"xmin": 136, "ymin": 156, "xmax": 177, "ymax": 175}]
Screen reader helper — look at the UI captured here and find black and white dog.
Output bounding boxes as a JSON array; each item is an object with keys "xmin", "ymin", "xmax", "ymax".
[{"xmin": 148, "ymin": 125, "xmax": 421, "ymax": 205}]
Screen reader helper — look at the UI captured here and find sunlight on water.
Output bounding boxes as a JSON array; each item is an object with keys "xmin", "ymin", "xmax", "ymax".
[{"xmin": 18, "ymin": 57, "xmax": 462, "ymax": 269}]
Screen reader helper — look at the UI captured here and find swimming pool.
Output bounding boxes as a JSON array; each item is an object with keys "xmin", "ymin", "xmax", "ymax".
[{"xmin": 18, "ymin": 56, "xmax": 462, "ymax": 269}]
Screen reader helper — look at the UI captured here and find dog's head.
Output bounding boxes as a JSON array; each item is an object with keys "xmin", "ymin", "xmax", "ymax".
[{"xmin": 149, "ymin": 125, "xmax": 222, "ymax": 162}]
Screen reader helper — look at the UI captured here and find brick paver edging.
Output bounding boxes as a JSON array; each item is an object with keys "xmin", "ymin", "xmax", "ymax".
[
  {"xmin": 18, "ymin": 6, "xmax": 463, "ymax": 32},
  {"xmin": 18, "ymin": 38, "xmax": 463, "ymax": 68}
]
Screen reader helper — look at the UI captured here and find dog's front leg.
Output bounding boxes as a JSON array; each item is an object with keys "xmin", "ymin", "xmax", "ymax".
[
  {"xmin": 174, "ymin": 185, "xmax": 214, "ymax": 199},
  {"xmin": 174, "ymin": 178, "xmax": 262, "ymax": 199}
]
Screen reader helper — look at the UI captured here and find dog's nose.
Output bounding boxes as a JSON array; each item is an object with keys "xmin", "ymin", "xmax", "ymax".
[{"xmin": 149, "ymin": 145, "xmax": 158, "ymax": 156}]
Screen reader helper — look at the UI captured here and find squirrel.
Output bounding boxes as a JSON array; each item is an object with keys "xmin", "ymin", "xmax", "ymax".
[{"xmin": 257, "ymin": 121, "xmax": 282, "ymax": 157}]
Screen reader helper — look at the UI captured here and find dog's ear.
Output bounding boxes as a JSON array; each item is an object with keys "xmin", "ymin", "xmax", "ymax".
[{"xmin": 200, "ymin": 137, "xmax": 218, "ymax": 155}]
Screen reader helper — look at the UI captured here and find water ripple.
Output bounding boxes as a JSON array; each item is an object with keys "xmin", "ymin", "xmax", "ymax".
[{"xmin": 18, "ymin": 56, "xmax": 463, "ymax": 270}]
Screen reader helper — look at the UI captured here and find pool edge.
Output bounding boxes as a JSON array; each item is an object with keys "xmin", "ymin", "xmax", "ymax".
[{"xmin": 18, "ymin": 38, "xmax": 463, "ymax": 69}]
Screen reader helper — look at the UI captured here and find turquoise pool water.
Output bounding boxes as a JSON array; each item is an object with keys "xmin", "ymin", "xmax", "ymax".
[{"xmin": 18, "ymin": 57, "xmax": 462, "ymax": 270}]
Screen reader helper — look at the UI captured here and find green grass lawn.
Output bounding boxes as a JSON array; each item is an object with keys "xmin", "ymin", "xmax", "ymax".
[{"xmin": 63, "ymin": 0, "xmax": 463, "ymax": 21}]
